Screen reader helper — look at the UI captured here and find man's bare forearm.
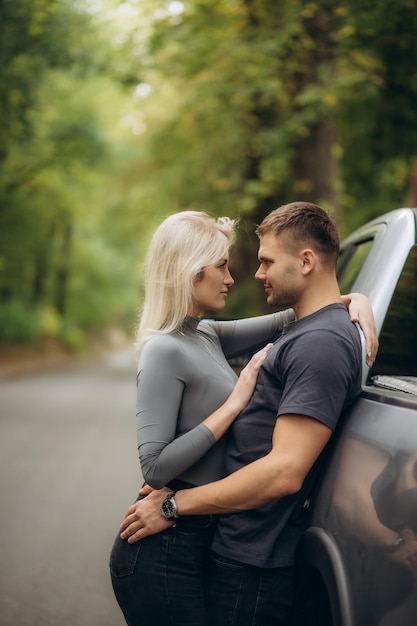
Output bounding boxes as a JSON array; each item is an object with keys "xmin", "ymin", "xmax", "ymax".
[
  {"xmin": 175, "ymin": 453, "xmax": 298, "ymax": 515},
  {"xmin": 176, "ymin": 415, "xmax": 331, "ymax": 515}
]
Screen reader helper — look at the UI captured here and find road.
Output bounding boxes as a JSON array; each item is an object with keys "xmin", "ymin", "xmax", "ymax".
[{"xmin": 0, "ymin": 349, "xmax": 142, "ymax": 626}]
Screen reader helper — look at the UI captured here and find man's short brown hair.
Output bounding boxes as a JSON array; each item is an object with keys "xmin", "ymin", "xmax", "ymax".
[{"xmin": 256, "ymin": 202, "xmax": 340, "ymax": 266}]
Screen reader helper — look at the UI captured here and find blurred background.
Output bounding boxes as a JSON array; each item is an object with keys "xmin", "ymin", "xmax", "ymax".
[
  {"xmin": 1, "ymin": 2, "xmax": 417, "ymax": 624},
  {"xmin": 1, "ymin": 0, "xmax": 417, "ymax": 362}
]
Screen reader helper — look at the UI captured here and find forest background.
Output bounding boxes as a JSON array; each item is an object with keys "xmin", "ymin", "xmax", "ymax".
[{"xmin": 1, "ymin": 0, "xmax": 417, "ymax": 357}]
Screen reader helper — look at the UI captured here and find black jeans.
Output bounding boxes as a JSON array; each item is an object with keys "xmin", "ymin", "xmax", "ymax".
[
  {"xmin": 110, "ymin": 515, "xmax": 216, "ymax": 626},
  {"xmin": 206, "ymin": 552, "xmax": 295, "ymax": 626}
]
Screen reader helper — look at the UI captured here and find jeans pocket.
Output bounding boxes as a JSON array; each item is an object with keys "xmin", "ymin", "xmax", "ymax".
[
  {"xmin": 109, "ymin": 533, "xmax": 142, "ymax": 578},
  {"xmin": 210, "ymin": 552, "xmax": 244, "ymax": 572},
  {"xmin": 175, "ymin": 515, "xmax": 215, "ymax": 533}
]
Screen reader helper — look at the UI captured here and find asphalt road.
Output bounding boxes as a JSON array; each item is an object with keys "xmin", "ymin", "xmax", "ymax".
[{"xmin": 0, "ymin": 349, "xmax": 141, "ymax": 626}]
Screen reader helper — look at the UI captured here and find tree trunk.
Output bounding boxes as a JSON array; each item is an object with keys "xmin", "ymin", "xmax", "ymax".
[
  {"xmin": 55, "ymin": 220, "xmax": 72, "ymax": 316},
  {"xmin": 293, "ymin": 116, "xmax": 340, "ymax": 217},
  {"xmin": 32, "ymin": 223, "xmax": 55, "ymax": 305},
  {"xmin": 405, "ymin": 163, "xmax": 417, "ymax": 207}
]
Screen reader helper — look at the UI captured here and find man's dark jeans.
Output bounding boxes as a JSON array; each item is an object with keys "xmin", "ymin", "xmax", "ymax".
[{"xmin": 206, "ymin": 552, "xmax": 294, "ymax": 626}]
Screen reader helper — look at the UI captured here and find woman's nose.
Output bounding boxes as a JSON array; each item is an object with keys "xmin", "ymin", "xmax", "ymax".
[{"xmin": 225, "ymin": 269, "xmax": 234, "ymax": 286}]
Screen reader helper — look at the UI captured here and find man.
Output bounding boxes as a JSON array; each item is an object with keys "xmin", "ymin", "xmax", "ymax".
[{"xmin": 120, "ymin": 202, "xmax": 364, "ymax": 625}]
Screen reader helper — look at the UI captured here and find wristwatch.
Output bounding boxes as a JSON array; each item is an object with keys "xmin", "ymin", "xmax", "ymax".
[
  {"xmin": 160, "ymin": 491, "xmax": 179, "ymax": 521},
  {"xmin": 387, "ymin": 535, "xmax": 405, "ymax": 552}
]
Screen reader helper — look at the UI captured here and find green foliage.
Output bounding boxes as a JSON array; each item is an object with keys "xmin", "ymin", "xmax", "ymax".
[
  {"xmin": 58, "ymin": 324, "xmax": 86, "ymax": 352},
  {"xmin": 0, "ymin": 301, "xmax": 40, "ymax": 344},
  {"xmin": 0, "ymin": 300, "xmax": 87, "ymax": 351},
  {"xmin": 0, "ymin": 0, "xmax": 144, "ymax": 345},
  {"xmin": 1, "ymin": 0, "xmax": 417, "ymax": 342},
  {"xmin": 127, "ymin": 0, "xmax": 417, "ymax": 224}
]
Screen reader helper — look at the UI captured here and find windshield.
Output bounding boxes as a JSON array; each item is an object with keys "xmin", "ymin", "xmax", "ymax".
[{"xmin": 368, "ymin": 245, "xmax": 417, "ymax": 393}]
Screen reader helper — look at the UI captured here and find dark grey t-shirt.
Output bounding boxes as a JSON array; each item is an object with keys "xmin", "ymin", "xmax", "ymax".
[
  {"xmin": 136, "ymin": 310, "xmax": 294, "ymax": 489},
  {"xmin": 211, "ymin": 304, "xmax": 362, "ymax": 568}
]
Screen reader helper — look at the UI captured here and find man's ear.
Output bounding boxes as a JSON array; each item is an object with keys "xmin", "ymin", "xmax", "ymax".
[{"xmin": 300, "ymin": 249, "xmax": 315, "ymax": 275}]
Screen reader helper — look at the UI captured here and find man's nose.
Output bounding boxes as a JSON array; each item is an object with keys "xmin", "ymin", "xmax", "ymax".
[{"xmin": 255, "ymin": 266, "xmax": 265, "ymax": 281}]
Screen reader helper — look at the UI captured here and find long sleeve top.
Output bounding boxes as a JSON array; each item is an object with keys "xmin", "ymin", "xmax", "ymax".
[{"xmin": 136, "ymin": 310, "xmax": 294, "ymax": 489}]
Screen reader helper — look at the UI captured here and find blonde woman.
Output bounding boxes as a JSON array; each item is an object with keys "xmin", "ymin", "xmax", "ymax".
[{"xmin": 110, "ymin": 211, "xmax": 377, "ymax": 626}]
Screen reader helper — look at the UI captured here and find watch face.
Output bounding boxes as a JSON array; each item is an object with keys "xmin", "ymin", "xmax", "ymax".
[{"xmin": 161, "ymin": 496, "xmax": 177, "ymax": 519}]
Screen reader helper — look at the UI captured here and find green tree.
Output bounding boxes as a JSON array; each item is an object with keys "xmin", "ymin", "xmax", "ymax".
[
  {"xmin": 118, "ymin": 0, "xmax": 417, "ymax": 314},
  {"xmin": 2, "ymin": 0, "xmax": 417, "ymax": 342},
  {"xmin": 0, "ymin": 0, "xmax": 145, "ymax": 345},
  {"xmin": 126, "ymin": 0, "xmax": 417, "ymax": 216}
]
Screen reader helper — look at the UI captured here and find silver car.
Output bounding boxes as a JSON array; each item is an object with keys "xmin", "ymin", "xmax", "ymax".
[{"xmin": 294, "ymin": 208, "xmax": 417, "ymax": 626}]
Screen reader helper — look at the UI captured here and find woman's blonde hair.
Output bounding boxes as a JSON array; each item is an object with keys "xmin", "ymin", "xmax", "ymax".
[{"xmin": 136, "ymin": 211, "xmax": 236, "ymax": 351}]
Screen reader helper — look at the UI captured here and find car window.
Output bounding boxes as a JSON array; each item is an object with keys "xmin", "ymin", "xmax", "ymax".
[
  {"xmin": 337, "ymin": 238, "xmax": 374, "ymax": 294},
  {"xmin": 368, "ymin": 244, "xmax": 417, "ymax": 388}
]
